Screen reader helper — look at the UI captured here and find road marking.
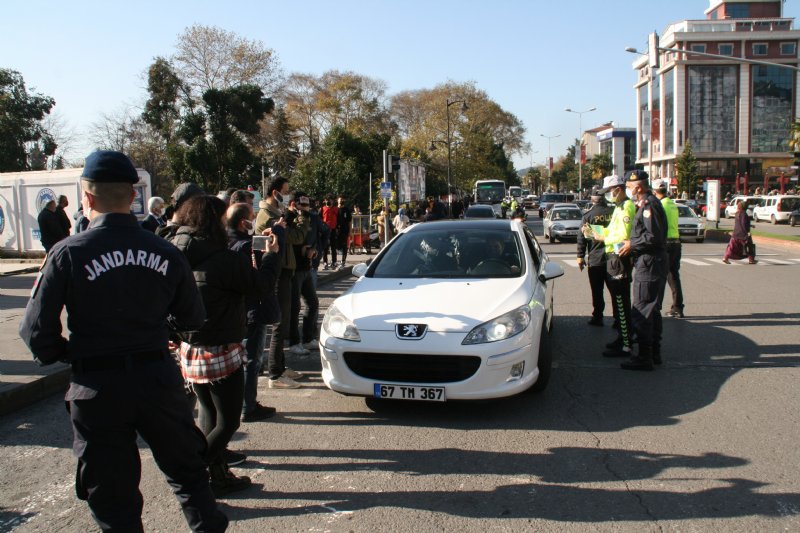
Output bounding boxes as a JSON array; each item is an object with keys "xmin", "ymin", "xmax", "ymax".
[
  {"xmin": 561, "ymin": 260, "xmax": 579, "ymax": 268},
  {"xmin": 759, "ymin": 258, "xmax": 794, "ymax": 265},
  {"xmin": 681, "ymin": 258, "xmax": 709, "ymax": 266},
  {"xmin": 706, "ymin": 258, "xmax": 741, "ymax": 265}
]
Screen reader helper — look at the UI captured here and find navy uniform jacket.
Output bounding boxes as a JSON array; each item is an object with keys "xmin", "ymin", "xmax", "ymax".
[
  {"xmin": 19, "ymin": 213, "xmax": 205, "ymax": 366},
  {"xmin": 630, "ymin": 192, "xmax": 668, "ymax": 281},
  {"xmin": 577, "ymin": 202, "xmax": 614, "ymax": 267}
]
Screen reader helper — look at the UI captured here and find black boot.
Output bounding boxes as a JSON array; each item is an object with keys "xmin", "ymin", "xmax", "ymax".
[
  {"xmin": 209, "ymin": 460, "xmax": 251, "ymax": 497},
  {"xmin": 605, "ymin": 336, "xmax": 623, "ymax": 350},
  {"xmin": 621, "ymin": 344, "xmax": 654, "ymax": 371}
]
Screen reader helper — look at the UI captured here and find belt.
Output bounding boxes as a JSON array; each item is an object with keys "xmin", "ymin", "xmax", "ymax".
[{"xmin": 71, "ymin": 350, "xmax": 168, "ymax": 373}]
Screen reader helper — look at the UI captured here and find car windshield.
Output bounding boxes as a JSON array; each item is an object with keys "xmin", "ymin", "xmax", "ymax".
[
  {"xmin": 678, "ymin": 206, "xmax": 696, "ymax": 217},
  {"xmin": 540, "ymin": 194, "xmax": 566, "ymax": 204},
  {"xmin": 465, "ymin": 207, "xmax": 493, "ymax": 218},
  {"xmin": 370, "ymin": 228, "xmax": 524, "ymax": 279},
  {"xmin": 551, "ymin": 209, "xmax": 581, "ymax": 220}
]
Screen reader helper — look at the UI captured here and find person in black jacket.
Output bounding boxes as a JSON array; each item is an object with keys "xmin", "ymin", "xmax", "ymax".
[
  {"xmin": 141, "ymin": 196, "xmax": 166, "ymax": 233},
  {"xmin": 226, "ymin": 202, "xmax": 281, "ymax": 423},
  {"xmin": 19, "ymin": 151, "xmax": 227, "ymax": 532},
  {"xmin": 169, "ymin": 195, "xmax": 272, "ymax": 496},
  {"xmin": 576, "ymin": 191, "xmax": 614, "ymax": 326},
  {"xmin": 335, "ymin": 196, "xmax": 352, "ymax": 269},
  {"xmin": 37, "ymin": 200, "xmax": 67, "ymax": 252},
  {"xmin": 288, "ymin": 193, "xmax": 321, "ymax": 355},
  {"xmin": 55, "ymin": 195, "xmax": 72, "ymax": 237}
]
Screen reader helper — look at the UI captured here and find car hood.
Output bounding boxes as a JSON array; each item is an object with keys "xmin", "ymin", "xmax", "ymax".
[
  {"xmin": 337, "ymin": 276, "xmax": 532, "ymax": 332},
  {"xmin": 550, "ymin": 220, "xmax": 581, "ymax": 228}
]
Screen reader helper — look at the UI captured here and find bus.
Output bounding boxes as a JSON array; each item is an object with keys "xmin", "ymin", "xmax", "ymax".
[
  {"xmin": 473, "ymin": 179, "xmax": 506, "ymax": 218},
  {"xmin": 508, "ymin": 186, "xmax": 523, "ymax": 202}
]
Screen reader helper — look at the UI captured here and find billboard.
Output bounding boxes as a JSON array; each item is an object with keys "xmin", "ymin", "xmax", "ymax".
[{"xmin": 398, "ymin": 160, "xmax": 426, "ymax": 204}]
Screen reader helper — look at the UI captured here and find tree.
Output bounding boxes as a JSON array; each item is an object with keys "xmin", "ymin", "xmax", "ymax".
[
  {"xmin": 675, "ymin": 140, "xmax": 699, "ymax": 197},
  {"xmin": 587, "ymin": 152, "xmax": 613, "ymax": 189},
  {"xmin": 173, "ymin": 24, "xmax": 282, "ymax": 96},
  {"xmin": 525, "ymin": 166, "xmax": 544, "ymax": 195},
  {"xmin": 0, "ymin": 69, "xmax": 56, "ymax": 171}
]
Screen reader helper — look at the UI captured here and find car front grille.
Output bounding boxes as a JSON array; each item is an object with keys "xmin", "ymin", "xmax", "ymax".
[{"xmin": 343, "ymin": 352, "xmax": 482, "ymax": 383}]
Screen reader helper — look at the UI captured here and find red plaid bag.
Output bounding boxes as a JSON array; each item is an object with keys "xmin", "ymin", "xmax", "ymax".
[{"xmin": 178, "ymin": 342, "xmax": 243, "ymax": 384}]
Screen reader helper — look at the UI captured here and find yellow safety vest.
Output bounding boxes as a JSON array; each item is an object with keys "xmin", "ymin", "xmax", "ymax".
[
  {"xmin": 660, "ymin": 197, "xmax": 679, "ymax": 240},
  {"xmin": 603, "ymin": 199, "xmax": 635, "ymax": 253}
]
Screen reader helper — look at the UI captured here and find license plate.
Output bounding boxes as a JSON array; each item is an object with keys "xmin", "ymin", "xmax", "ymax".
[
  {"xmin": 679, "ymin": 229, "xmax": 695, "ymax": 234},
  {"xmin": 563, "ymin": 231, "xmax": 577, "ymax": 236},
  {"xmin": 374, "ymin": 383, "xmax": 446, "ymax": 402}
]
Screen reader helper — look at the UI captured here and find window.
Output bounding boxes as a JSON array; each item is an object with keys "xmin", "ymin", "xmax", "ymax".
[
  {"xmin": 751, "ymin": 65, "xmax": 794, "ymax": 153},
  {"xmin": 690, "ymin": 44, "xmax": 706, "ymax": 54},
  {"xmin": 780, "ymin": 42, "xmax": 797, "ymax": 56},
  {"xmin": 664, "ymin": 70, "xmax": 674, "ymax": 154},
  {"xmin": 727, "ymin": 4, "xmax": 749, "ymax": 18},
  {"xmin": 752, "ymin": 43, "xmax": 768, "ymax": 56},
  {"xmin": 687, "ymin": 66, "xmax": 738, "ymax": 153},
  {"xmin": 718, "ymin": 43, "xmax": 734, "ymax": 56}
]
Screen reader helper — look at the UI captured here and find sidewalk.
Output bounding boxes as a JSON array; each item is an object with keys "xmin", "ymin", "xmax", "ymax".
[{"xmin": 0, "ymin": 249, "xmax": 375, "ymax": 416}]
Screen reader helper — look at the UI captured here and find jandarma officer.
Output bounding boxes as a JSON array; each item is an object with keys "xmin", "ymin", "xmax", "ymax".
[{"xmin": 19, "ymin": 151, "xmax": 228, "ymax": 532}]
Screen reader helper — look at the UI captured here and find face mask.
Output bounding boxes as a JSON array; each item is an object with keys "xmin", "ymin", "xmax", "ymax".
[
  {"xmin": 605, "ymin": 192, "xmax": 615, "ymax": 204},
  {"xmin": 281, "ymin": 194, "xmax": 292, "ymax": 208},
  {"xmin": 244, "ymin": 220, "xmax": 254, "ymax": 236},
  {"xmin": 626, "ymin": 188, "xmax": 636, "ymax": 201}
]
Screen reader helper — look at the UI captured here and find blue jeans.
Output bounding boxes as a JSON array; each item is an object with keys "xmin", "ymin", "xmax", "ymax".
[{"xmin": 242, "ymin": 322, "xmax": 269, "ymax": 413}]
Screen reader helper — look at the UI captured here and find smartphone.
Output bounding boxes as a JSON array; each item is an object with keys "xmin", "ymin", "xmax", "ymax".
[{"xmin": 252, "ymin": 235, "xmax": 272, "ymax": 251}]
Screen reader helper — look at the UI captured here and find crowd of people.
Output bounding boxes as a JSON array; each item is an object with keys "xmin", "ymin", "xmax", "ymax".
[{"xmin": 20, "ymin": 150, "xmax": 368, "ymax": 531}]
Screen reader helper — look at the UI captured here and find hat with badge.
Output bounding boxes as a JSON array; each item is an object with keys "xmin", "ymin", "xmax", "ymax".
[
  {"xmin": 599, "ymin": 174, "xmax": 626, "ymax": 193},
  {"xmin": 171, "ymin": 182, "xmax": 204, "ymax": 210},
  {"xmin": 81, "ymin": 151, "xmax": 139, "ymax": 184},
  {"xmin": 625, "ymin": 169, "xmax": 649, "ymax": 183}
]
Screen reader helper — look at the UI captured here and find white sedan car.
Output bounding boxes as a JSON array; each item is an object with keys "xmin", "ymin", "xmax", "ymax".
[
  {"xmin": 543, "ymin": 205, "xmax": 583, "ymax": 243},
  {"xmin": 320, "ymin": 219, "xmax": 564, "ymax": 402},
  {"xmin": 677, "ymin": 204, "xmax": 706, "ymax": 243}
]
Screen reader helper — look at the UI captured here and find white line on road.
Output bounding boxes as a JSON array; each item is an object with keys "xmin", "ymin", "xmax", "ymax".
[
  {"xmin": 759, "ymin": 258, "xmax": 794, "ymax": 265},
  {"xmin": 681, "ymin": 258, "xmax": 710, "ymax": 266},
  {"xmin": 561, "ymin": 260, "xmax": 579, "ymax": 268}
]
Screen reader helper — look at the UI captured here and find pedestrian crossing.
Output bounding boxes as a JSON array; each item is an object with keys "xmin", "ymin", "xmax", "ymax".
[{"xmin": 551, "ymin": 255, "xmax": 800, "ymax": 268}]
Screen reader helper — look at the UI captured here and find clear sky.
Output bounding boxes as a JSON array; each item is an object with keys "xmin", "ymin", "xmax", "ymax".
[{"xmin": 3, "ymin": 0, "xmax": 800, "ymax": 170}]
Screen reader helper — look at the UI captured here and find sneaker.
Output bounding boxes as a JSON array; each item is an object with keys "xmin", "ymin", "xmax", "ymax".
[
  {"xmin": 288, "ymin": 343, "xmax": 310, "ymax": 355},
  {"xmin": 303, "ymin": 339, "xmax": 319, "ymax": 351},
  {"xmin": 322, "ymin": 262, "xmax": 330, "ymax": 270},
  {"xmin": 722, "ymin": 258, "xmax": 731, "ymax": 264},
  {"xmin": 210, "ymin": 462, "xmax": 251, "ymax": 497},
  {"xmin": 223, "ymin": 449, "xmax": 247, "ymax": 467},
  {"xmin": 337, "ymin": 263, "xmax": 347, "ymax": 271},
  {"xmin": 242, "ymin": 403, "xmax": 277, "ymax": 422},
  {"xmin": 283, "ymin": 367, "xmax": 303, "ymax": 379},
  {"xmin": 603, "ymin": 346, "xmax": 632, "ymax": 358},
  {"xmin": 268, "ymin": 376, "xmax": 301, "ymax": 389},
  {"xmin": 667, "ymin": 309, "xmax": 684, "ymax": 319},
  {"xmin": 749, "ymin": 259, "xmax": 758, "ymax": 265}
]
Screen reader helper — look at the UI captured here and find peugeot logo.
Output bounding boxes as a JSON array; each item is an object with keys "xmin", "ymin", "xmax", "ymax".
[{"xmin": 395, "ymin": 323, "xmax": 428, "ymax": 340}]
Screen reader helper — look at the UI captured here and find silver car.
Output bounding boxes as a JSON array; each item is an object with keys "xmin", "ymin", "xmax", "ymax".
[{"xmin": 543, "ymin": 206, "xmax": 583, "ymax": 243}]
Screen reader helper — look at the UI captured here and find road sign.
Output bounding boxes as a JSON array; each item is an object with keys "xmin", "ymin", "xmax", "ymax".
[{"xmin": 380, "ymin": 182, "xmax": 392, "ymax": 199}]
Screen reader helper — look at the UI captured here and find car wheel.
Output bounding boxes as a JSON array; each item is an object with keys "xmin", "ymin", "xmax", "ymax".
[
  {"xmin": 528, "ymin": 323, "xmax": 552, "ymax": 394},
  {"xmin": 696, "ymin": 237, "xmax": 705, "ymax": 243},
  {"xmin": 548, "ymin": 233, "xmax": 555, "ymax": 243},
  {"xmin": 771, "ymin": 215, "xmax": 777, "ymax": 225},
  {"xmin": 792, "ymin": 216, "xmax": 797, "ymax": 227},
  {"xmin": 753, "ymin": 213, "xmax": 759, "ymax": 222}
]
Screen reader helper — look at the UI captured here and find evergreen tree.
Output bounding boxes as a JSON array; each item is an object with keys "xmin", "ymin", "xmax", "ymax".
[{"xmin": 675, "ymin": 140, "xmax": 699, "ymax": 197}]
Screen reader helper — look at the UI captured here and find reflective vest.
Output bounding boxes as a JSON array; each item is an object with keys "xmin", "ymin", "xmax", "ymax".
[
  {"xmin": 660, "ymin": 197, "xmax": 679, "ymax": 240},
  {"xmin": 603, "ymin": 199, "xmax": 635, "ymax": 253}
]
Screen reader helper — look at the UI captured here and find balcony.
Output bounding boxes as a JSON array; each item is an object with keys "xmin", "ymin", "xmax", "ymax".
[{"xmin": 664, "ymin": 18, "xmax": 793, "ymax": 38}]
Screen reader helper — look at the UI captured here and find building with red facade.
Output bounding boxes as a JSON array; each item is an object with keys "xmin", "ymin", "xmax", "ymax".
[{"xmin": 632, "ymin": 0, "xmax": 800, "ymax": 192}]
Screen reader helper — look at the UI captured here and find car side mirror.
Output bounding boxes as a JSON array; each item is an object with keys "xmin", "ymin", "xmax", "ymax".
[
  {"xmin": 539, "ymin": 261, "xmax": 564, "ymax": 282},
  {"xmin": 352, "ymin": 263, "xmax": 369, "ymax": 277}
]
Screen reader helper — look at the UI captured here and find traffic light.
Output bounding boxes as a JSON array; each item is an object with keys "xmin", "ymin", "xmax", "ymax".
[{"xmin": 389, "ymin": 155, "xmax": 401, "ymax": 173}]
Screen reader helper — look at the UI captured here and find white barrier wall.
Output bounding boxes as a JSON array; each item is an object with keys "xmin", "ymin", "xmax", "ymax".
[{"xmin": 0, "ymin": 168, "xmax": 150, "ymax": 253}]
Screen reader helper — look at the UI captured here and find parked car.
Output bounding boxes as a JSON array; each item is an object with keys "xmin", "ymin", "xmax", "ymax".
[
  {"xmin": 699, "ymin": 200, "xmax": 727, "ymax": 218},
  {"xmin": 319, "ymin": 219, "xmax": 565, "ymax": 401},
  {"xmin": 523, "ymin": 194, "xmax": 538, "ymax": 209},
  {"xmin": 724, "ymin": 195, "xmax": 760, "ymax": 219},
  {"xmin": 538, "ymin": 193, "xmax": 575, "ymax": 218},
  {"xmin": 543, "ymin": 205, "xmax": 583, "ymax": 243},
  {"xmin": 677, "ymin": 205, "xmax": 706, "ymax": 243},
  {"xmin": 463, "ymin": 204, "xmax": 497, "ymax": 219},
  {"xmin": 752, "ymin": 195, "xmax": 800, "ymax": 224},
  {"xmin": 676, "ymin": 199, "xmax": 700, "ymax": 212}
]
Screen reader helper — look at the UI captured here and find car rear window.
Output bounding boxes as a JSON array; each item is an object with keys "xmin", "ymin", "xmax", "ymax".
[
  {"xmin": 780, "ymin": 197, "xmax": 800, "ymax": 210},
  {"xmin": 370, "ymin": 229, "xmax": 523, "ymax": 279}
]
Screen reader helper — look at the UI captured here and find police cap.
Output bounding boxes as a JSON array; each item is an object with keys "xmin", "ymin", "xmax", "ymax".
[
  {"xmin": 625, "ymin": 169, "xmax": 649, "ymax": 183},
  {"xmin": 81, "ymin": 151, "xmax": 139, "ymax": 183},
  {"xmin": 171, "ymin": 182, "xmax": 204, "ymax": 210}
]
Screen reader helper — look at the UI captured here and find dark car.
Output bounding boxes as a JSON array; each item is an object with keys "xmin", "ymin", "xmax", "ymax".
[
  {"xmin": 790, "ymin": 206, "xmax": 800, "ymax": 226},
  {"xmin": 463, "ymin": 204, "xmax": 497, "ymax": 219},
  {"xmin": 538, "ymin": 193, "xmax": 575, "ymax": 218}
]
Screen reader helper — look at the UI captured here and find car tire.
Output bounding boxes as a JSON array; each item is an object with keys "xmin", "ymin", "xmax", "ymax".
[
  {"xmin": 548, "ymin": 233, "xmax": 555, "ymax": 243},
  {"xmin": 528, "ymin": 323, "xmax": 552, "ymax": 394},
  {"xmin": 753, "ymin": 213, "xmax": 759, "ymax": 222},
  {"xmin": 771, "ymin": 215, "xmax": 777, "ymax": 225},
  {"xmin": 696, "ymin": 237, "xmax": 705, "ymax": 243},
  {"xmin": 792, "ymin": 216, "xmax": 797, "ymax": 227}
]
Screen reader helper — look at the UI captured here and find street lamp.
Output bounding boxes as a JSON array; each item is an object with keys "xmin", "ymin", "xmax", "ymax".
[
  {"xmin": 540, "ymin": 133, "xmax": 561, "ymax": 192},
  {"xmin": 444, "ymin": 98, "xmax": 468, "ymax": 217},
  {"xmin": 565, "ymin": 107, "xmax": 597, "ymax": 199}
]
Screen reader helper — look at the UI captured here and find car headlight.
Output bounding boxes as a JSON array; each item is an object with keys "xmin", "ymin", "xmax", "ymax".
[
  {"xmin": 462, "ymin": 305, "xmax": 532, "ymax": 345},
  {"xmin": 551, "ymin": 224, "xmax": 564, "ymax": 231},
  {"xmin": 322, "ymin": 304, "xmax": 361, "ymax": 341}
]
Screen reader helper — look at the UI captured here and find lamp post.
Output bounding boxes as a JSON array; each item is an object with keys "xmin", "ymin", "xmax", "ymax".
[
  {"xmin": 565, "ymin": 107, "xmax": 597, "ymax": 199},
  {"xmin": 445, "ymin": 98, "xmax": 468, "ymax": 217},
  {"xmin": 540, "ymin": 134, "xmax": 561, "ymax": 192}
]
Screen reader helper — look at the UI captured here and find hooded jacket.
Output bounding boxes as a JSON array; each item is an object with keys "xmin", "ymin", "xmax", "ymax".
[{"xmin": 169, "ymin": 227, "xmax": 269, "ymax": 346}]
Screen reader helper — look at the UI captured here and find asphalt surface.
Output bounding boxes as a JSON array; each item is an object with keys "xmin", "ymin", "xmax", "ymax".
[{"xmin": 1, "ymin": 215, "xmax": 799, "ymax": 531}]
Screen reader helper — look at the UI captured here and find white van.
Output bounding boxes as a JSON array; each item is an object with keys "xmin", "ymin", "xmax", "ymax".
[
  {"xmin": 724, "ymin": 195, "xmax": 760, "ymax": 219},
  {"xmin": 752, "ymin": 195, "xmax": 800, "ymax": 224}
]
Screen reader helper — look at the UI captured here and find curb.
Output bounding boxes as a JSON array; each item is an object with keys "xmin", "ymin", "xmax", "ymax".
[
  {"xmin": 706, "ymin": 229, "xmax": 800, "ymax": 250},
  {"xmin": 0, "ymin": 364, "xmax": 71, "ymax": 417},
  {"xmin": 0, "ymin": 266, "xmax": 40, "ymax": 278}
]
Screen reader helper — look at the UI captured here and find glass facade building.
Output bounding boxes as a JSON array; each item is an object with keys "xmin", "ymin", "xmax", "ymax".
[
  {"xmin": 687, "ymin": 65, "xmax": 738, "ymax": 153},
  {"xmin": 751, "ymin": 65, "xmax": 793, "ymax": 153},
  {"xmin": 663, "ymin": 70, "xmax": 675, "ymax": 155}
]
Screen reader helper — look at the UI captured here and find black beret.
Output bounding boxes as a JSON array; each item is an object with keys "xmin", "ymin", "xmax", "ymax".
[
  {"xmin": 171, "ymin": 182, "xmax": 204, "ymax": 209},
  {"xmin": 81, "ymin": 151, "xmax": 139, "ymax": 183},
  {"xmin": 625, "ymin": 169, "xmax": 649, "ymax": 183}
]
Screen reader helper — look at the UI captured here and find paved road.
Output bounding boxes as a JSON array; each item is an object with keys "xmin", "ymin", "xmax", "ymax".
[{"xmin": 1, "ymin": 218, "xmax": 799, "ymax": 531}]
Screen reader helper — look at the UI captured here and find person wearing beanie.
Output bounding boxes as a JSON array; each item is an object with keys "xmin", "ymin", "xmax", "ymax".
[{"xmin": 19, "ymin": 150, "xmax": 227, "ymax": 531}]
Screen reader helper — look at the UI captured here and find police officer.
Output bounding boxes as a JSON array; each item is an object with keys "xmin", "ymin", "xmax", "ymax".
[
  {"xmin": 653, "ymin": 180, "xmax": 684, "ymax": 318},
  {"xmin": 591, "ymin": 175, "xmax": 636, "ymax": 358},
  {"xmin": 19, "ymin": 151, "xmax": 228, "ymax": 532},
  {"xmin": 576, "ymin": 189, "xmax": 614, "ymax": 326},
  {"xmin": 618, "ymin": 170, "xmax": 668, "ymax": 371}
]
